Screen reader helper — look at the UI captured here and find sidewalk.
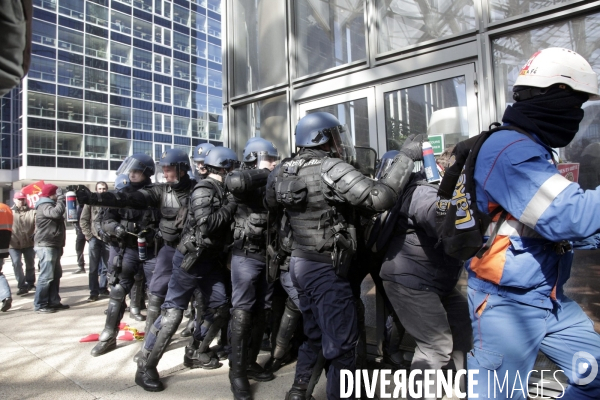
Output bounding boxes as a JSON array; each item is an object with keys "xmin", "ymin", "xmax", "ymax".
[{"xmin": 0, "ymin": 228, "xmax": 328, "ymax": 400}]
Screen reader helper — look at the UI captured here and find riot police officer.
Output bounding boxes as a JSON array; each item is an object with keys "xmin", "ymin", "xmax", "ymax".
[
  {"xmin": 265, "ymin": 112, "xmax": 422, "ymax": 400},
  {"xmin": 76, "ymin": 148, "xmax": 196, "ymax": 361},
  {"xmin": 134, "ymin": 146, "xmax": 237, "ymax": 392},
  {"xmin": 180, "ymin": 142, "xmax": 216, "ymax": 338},
  {"xmin": 89, "ymin": 154, "xmax": 160, "ymax": 357},
  {"xmin": 224, "ymin": 138, "xmax": 279, "ymax": 400}
]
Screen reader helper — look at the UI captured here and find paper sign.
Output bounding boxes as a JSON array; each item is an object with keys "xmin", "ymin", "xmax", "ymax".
[{"xmin": 557, "ymin": 163, "xmax": 579, "ymax": 183}]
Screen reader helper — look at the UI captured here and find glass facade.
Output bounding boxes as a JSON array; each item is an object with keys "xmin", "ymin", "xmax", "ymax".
[{"xmin": 2, "ymin": 0, "xmax": 224, "ymax": 177}]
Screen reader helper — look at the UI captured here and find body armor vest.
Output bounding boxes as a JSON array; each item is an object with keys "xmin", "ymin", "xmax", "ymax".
[
  {"xmin": 232, "ymin": 187, "xmax": 268, "ymax": 255},
  {"xmin": 278, "ymin": 156, "xmax": 339, "ymax": 253},
  {"xmin": 159, "ymin": 186, "xmax": 190, "ymax": 243}
]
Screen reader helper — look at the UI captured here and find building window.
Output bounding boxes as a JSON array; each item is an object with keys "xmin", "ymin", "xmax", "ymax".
[
  {"xmin": 173, "ymin": 31, "xmax": 190, "ymax": 53},
  {"xmin": 154, "ymin": 55, "xmax": 172, "ymax": 75},
  {"xmin": 28, "ymin": 92, "xmax": 56, "ymax": 119},
  {"xmin": 58, "ymin": 0, "xmax": 84, "ymax": 20},
  {"xmin": 192, "ymin": 91, "xmax": 207, "ymax": 112},
  {"xmin": 85, "ymin": 102, "xmax": 109, "ymax": 125},
  {"xmin": 133, "ymin": 48, "xmax": 152, "ymax": 70},
  {"xmin": 57, "ymin": 132, "xmax": 82, "ymax": 156},
  {"xmin": 173, "ymin": 60, "xmax": 190, "ymax": 80},
  {"xmin": 173, "ymin": 88, "xmax": 190, "ymax": 108},
  {"xmin": 133, "ymin": 109, "xmax": 153, "ymax": 130},
  {"xmin": 192, "ymin": 117, "xmax": 207, "ymax": 138},
  {"xmin": 133, "ymin": 140, "xmax": 152, "ymax": 156},
  {"xmin": 173, "ymin": 4, "xmax": 190, "ymax": 26},
  {"xmin": 208, "ymin": 95, "xmax": 221, "ymax": 115},
  {"xmin": 133, "ymin": 18, "xmax": 153, "ymax": 41},
  {"xmin": 86, "ymin": 3, "xmax": 109, "ymax": 27},
  {"xmin": 110, "ymin": 73, "xmax": 131, "ymax": 96},
  {"xmin": 208, "ymin": 113, "xmax": 222, "ymax": 141},
  {"xmin": 192, "ymin": 38, "xmax": 207, "ymax": 59},
  {"xmin": 111, "ymin": 10, "xmax": 132, "ymax": 35},
  {"xmin": 154, "ymin": 26, "xmax": 172, "ymax": 46},
  {"xmin": 207, "ymin": 43, "xmax": 221, "ymax": 63},
  {"xmin": 155, "ymin": 113, "xmax": 172, "ymax": 133},
  {"xmin": 207, "ymin": 68, "xmax": 221, "ymax": 89},
  {"xmin": 133, "ymin": 0, "xmax": 153, "ymax": 13},
  {"xmin": 207, "ymin": 0, "xmax": 221, "ymax": 13},
  {"xmin": 29, "ymin": 56, "xmax": 56, "ymax": 82},
  {"xmin": 155, "ymin": 0, "xmax": 172, "ymax": 18},
  {"xmin": 57, "ymin": 97, "xmax": 83, "ymax": 121},
  {"xmin": 28, "ymin": 130, "xmax": 56, "ymax": 155},
  {"xmin": 33, "ymin": 0, "xmax": 57, "ymax": 12},
  {"xmin": 207, "ymin": 17, "xmax": 220, "ymax": 38},
  {"xmin": 192, "ymin": 65, "xmax": 207, "ymax": 84},
  {"xmin": 58, "ymin": 27, "xmax": 84, "ymax": 54},
  {"xmin": 191, "ymin": 11, "xmax": 206, "ymax": 32},
  {"xmin": 85, "ymin": 135, "xmax": 108, "ymax": 158},
  {"xmin": 233, "ymin": 94, "xmax": 288, "ymax": 156},
  {"xmin": 231, "ymin": 0, "xmax": 286, "ymax": 96},
  {"xmin": 155, "ymin": 83, "xmax": 171, "ymax": 103},
  {"xmin": 110, "ymin": 105, "xmax": 131, "ymax": 128},
  {"xmin": 111, "ymin": 42, "xmax": 132, "ymax": 65},
  {"xmin": 110, "ymin": 138, "xmax": 130, "ymax": 160},
  {"xmin": 32, "ymin": 20, "xmax": 57, "ymax": 47},
  {"xmin": 173, "ymin": 115, "xmax": 190, "ymax": 136},
  {"xmin": 85, "ymin": 68, "xmax": 109, "ymax": 92},
  {"xmin": 132, "ymin": 78, "xmax": 153, "ymax": 100},
  {"xmin": 85, "ymin": 34, "xmax": 108, "ymax": 59},
  {"xmin": 489, "ymin": 0, "xmax": 571, "ymax": 22},
  {"xmin": 376, "ymin": 0, "xmax": 475, "ymax": 54},
  {"xmin": 295, "ymin": 0, "xmax": 366, "ymax": 77}
]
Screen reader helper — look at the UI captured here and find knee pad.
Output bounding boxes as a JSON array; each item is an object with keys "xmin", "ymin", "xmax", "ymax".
[{"xmin": 110, "ymin": 284, "xmax": 126, "ymax": 301}]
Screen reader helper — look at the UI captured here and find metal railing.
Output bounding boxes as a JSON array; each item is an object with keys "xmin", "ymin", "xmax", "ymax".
[
  {"xmin": 58, "ymin": 6, "xmax": 84, "ymax": 20},
  {"xmin": 33, "ymin": 0, "xmax": 56, "ymax": 11},
  {"xmin": 57, "ymin": 111, "xmax": 83, "ymax": 121},
  {"xmin": 86, "ymin": 15, "xmax": 109, "ymax": 27},
  {"xmin": 110, "ymin": 87, "xmax": 131, "ymax": 96},
  {"xmin": 58, "ymin": 41, "xmax": 84, "ymax": 53},
  {"xmin": 58, "ymin": 76, "xmax": 84, "ymax": 87},
  {"xmin": 133, "ymin": 60, "xmax": 152, "ymax": 70},
  {"xmin": 29, "ymin": 71, "xmax": 56, "ymax": 82},
  {"xmin": 86, "ymin": 48, "xmax": 108, "ymax": 59},
  {"xmin": 28, "ymin": 107, "xmax": 56, "ymax": 118},
  {"xmin": 111, "ymin": 23, "xmax": 132, "ymax": 35},
  {"xmin": 86, "ymin": 82, "xmax": 108, "ymax": 92},
  {"xmin": 33, "ymin": 34, "xmax": 56, "ymax": 46},
  {"xmin": 84, "ymin": 116, "xmax": 108, "ymax": 125},
  {"xmin": 111, "ymin": 54, "xmax": 131, "ymax": 65}
]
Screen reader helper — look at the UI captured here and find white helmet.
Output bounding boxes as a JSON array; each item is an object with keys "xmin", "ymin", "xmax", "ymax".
[{"xmin": 513, "ymin": 47, "xmax": 599, "ymax": 100}]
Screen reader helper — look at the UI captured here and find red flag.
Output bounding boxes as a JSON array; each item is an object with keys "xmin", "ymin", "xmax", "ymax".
[{"xmin": 21, "ymin": 181, "xmax": 45, "ymax": 208}]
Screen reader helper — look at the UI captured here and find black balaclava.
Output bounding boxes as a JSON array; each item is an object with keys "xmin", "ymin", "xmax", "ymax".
[
  {"xmin": 130, "ymin": 177, "xmax": 151, "ymax": 190},
  {"xmin": 172, "ymin": 172, "xmax": 191, "ymax": 191},
  {"xmin": 503, "ymin": 85, "xmax": 589, "ymax": 148}
]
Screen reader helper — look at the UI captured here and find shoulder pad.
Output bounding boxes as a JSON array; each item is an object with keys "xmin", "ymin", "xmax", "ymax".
[{"xmin": 320, "ymin": 157, "xmax": 344, "ymax": 174}]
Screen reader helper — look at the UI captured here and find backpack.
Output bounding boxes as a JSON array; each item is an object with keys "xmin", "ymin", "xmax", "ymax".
[{"xmin": 436, "ymin": 124, "xmax": 532, "ymax": 261}]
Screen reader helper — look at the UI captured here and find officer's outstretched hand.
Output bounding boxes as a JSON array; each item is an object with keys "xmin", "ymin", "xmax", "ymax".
[
  {"xmin": 76, "ymin": 185, "xmax": 95, "ymax": 205},
  {"xmin": 400, "ymin": 134, "xmax": 426, "ymax": 161}
]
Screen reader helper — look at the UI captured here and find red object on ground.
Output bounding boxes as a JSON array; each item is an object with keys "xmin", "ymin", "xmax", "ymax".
[
  {"xmin": 117, "ymin": 331, "xmax": 135, "ymax": 341},
  {"xmin": 118, "ymin": 322, "xmax": 127, "ymax": 330},
  {"xmin": 80, "ymin": 333, "xmax": 99, "ymax": 342}
]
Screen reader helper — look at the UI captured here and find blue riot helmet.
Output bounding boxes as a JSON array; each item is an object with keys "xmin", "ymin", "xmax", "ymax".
[
  {"xmin": 204, "ymin": 146, "xmax": 238, "ymax": 176},
  {"xmin": 116, "ymin": 153, "xmax": 156, "ymax": 179},
  {"xmin": 114, "ymin": 174, "xmax": 131, "ymax": 190},
  {"xmin": 242, "ymin": 137, "xmax": 280, "ymax": 170},
  {"xmin": 157, "ymin": 148, "xmax": 191, "ymax": 184},
  {"xmin": 192, "ymin": 143, "xmax": 215, "ymax": 179},
  {"xmin": 295, "ymin": 112, "xmax": 356, "ymax": 165},
  {"xmin": 375, "ymin": 150, "xmax": 400, "ymax": 180}
]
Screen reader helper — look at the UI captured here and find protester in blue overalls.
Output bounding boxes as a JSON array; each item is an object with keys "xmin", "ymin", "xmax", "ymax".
[{"xmin": 468, "ymin": 47, "xmax": 600, "ymax": 399}]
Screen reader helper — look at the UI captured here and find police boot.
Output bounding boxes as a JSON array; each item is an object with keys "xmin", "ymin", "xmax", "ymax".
[
  {"xmin": 285, "ymin": 384, "xmax": 315, "ymax": 400},
  {"xmin": 91, "ymin": 284, "xmax": 126, "ymax": 357},
  {"xmin": 133, "ymin": 294, "xmax": 164, "ymax": 362},
  {"xmin": 355, "ymin": 298, "xmax": 367, "ymax": 370},
  {"xmin": 129, "ymin": 275, "xmax": 146, "ymax": 322},
  {"xmin": 266, "ymin": 298, "xmax": 301, "ymax": 372},
  {"xmin": 247, "ymin": 309, "xmax": 275, "ymax": 382},
  {"xmin": 134, "ymin": 308, "xmax": 183, "ymax": 392},
  {"xmin": 181, "ymin": 288, "xmax": 203, "ymax": 337},
  {"xmin": 229, "ymin": 309, "xmax": 253, "ymax": 400},
  {"xmin": 183, "ymin": 304, "xmax": 228, "ymax": 369}
]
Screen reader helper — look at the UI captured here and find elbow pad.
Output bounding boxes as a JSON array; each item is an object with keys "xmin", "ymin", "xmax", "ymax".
[
  {"xmin": 225, "ymin": 168, "xmax": 270, "ymax": 195},
  {"xmin": 378, "ymin": 152, "xmax": 414, "ymax": 195}
]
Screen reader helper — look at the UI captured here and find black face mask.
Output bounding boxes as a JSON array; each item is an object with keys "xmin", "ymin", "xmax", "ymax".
[{"xmin": 503, "ymin": 86, "xmax": 588, "ymax": 148}]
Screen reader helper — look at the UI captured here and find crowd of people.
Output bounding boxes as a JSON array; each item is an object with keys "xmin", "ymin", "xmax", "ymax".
[{"xmin": 1, "ymin": 47, "xmax": 600, "ymax": 400}]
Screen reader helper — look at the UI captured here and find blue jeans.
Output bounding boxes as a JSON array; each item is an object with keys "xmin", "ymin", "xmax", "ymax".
[
  {"xmin": 88, "ymin": 238, "xmax": 109, "ymax": 296},
  {"xmin": 0, "ymin": 259, "xmax": 10, "ymax": 300},
  {"xmin": 9, "ymin": 247, "xmax": 36, "ymax": 290},
  {"xmin": 33, "ymin": 247, "xmax": 63, "ymax": 310},
  {"xmin": 468, "ymin": 288, "xmax": 600, "ymax": 399}
]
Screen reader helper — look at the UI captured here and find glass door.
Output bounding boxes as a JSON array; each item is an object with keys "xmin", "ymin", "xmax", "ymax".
[{"xmin": 376, "ymin": 64, "xmax": 479, "ymax": 155}]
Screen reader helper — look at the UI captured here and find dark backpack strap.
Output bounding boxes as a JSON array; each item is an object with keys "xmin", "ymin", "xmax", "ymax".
[{"xmin": 475, "ymin": 210, "xmax": 508, "ymax": 259}]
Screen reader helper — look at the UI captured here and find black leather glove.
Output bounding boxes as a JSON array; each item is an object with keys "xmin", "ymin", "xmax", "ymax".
[
  {"xmin": 98, "ymin": 229, "xmax": 112, "ymax": 243},
  {"xmin": 76, "ymin": 186, "xmax": 96, "ymax": 205},
  {"xmin": 400, "ymin": 134, "xmax": 427, "ymax": 161},
  {"xmin": 114, "ymin": 225, "xmax": 127, "ymax": 239}
]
